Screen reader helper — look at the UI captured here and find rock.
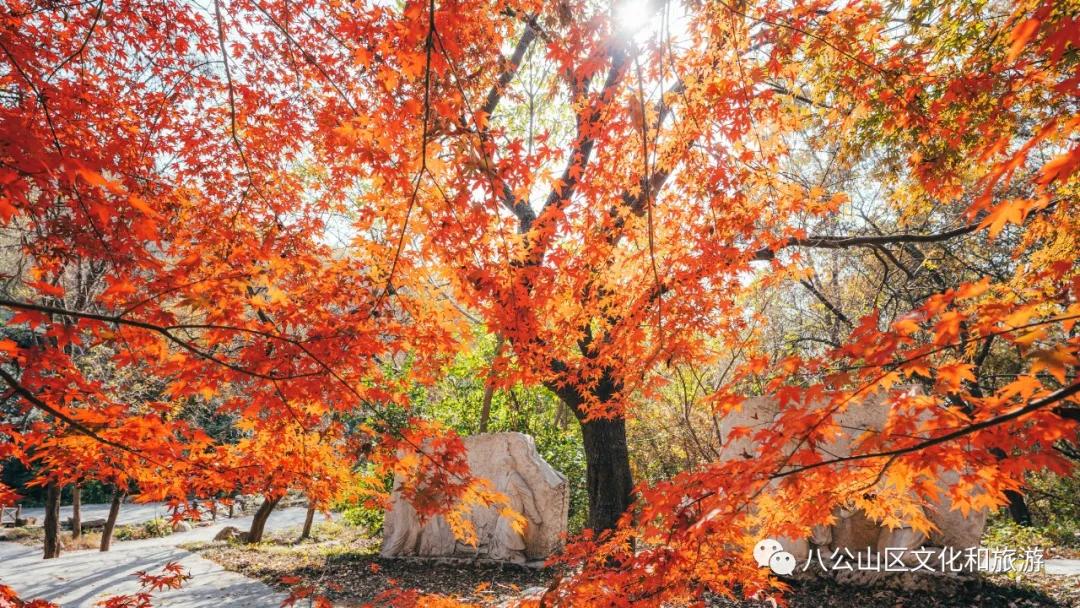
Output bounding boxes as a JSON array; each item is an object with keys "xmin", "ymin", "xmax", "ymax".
[
  {"xmin": 213, "ymin": 525, "xmax": 242, "ymax": 541},
  {"xmin": 382, "ymin": 432, "xmax": 569, "ymax": 563},
  {"xmin": 717, "ymin": 388, "xmax": 988, "ymax": 579},
  {"xmin": 172, "ymin": 520, "xmax": 193, "ymax": 533},
  {"xmin": 831, "ymin": 509, "xmax": 884, "ymax": 554},
  {"xmin": 66, "ymin": 517, "xmax": 106, "ymax": 531}
]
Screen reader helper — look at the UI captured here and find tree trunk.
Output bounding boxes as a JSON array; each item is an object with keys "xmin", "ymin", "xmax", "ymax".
[
  {"xmin": 246, "ymin": 496, "xmax": 280, "ymax": 543},
  {"xmin": 579, "ymin": 416, "xmax": 635, "ymax": 532},
  {"xmin": 478, "ymin": 384, "xmax": 496, "ymax": 433},
  {"xmin": 546, "ymin": 368, "xmax": 635, "ymax": 534},
  {"xmin": 299, "ymin": 504, "xmax": 316, "ymax": 541},
  {"xmin": 1005, "ymin": 490, "xmax": 1033, "ymax": 526},
  {"xmin": 100, "ymin": 488, "xmax": 124, "ymax": 552},
  {"xmin": 987, "ymin": 447, "xmax": 1033, "ymax": 525},
  {"xmin": 478, "ymin": 337, "xmax": 505, "ymax": 433},
  {"xmin": 71, "ymin": 484, "xmax": 82, "ymax": 539},
  {"xmin": 43, "ymin": 480, "xmax": 61, "ymax": 559}
]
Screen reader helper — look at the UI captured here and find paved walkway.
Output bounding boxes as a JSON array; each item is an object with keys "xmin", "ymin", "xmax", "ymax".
[
  {"xmin": 16, "ymin": 501, "xmax": 180, "ymax": 527},
  {"xmin": 4, "ymin": 504, "xmax": 1075, "ymax": 607},
  {"xmin": 1045, "ymin": 558, "xmax": 1080, "ymax": 576},
  {"xmin": 0, "ymin": 506, "xmax": 329, "ymax": 607}
]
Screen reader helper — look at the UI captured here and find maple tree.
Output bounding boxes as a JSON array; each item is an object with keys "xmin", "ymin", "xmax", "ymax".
[{"xmin": 0, "ymin": 0, "xmax": 1077, "ymax": 605}]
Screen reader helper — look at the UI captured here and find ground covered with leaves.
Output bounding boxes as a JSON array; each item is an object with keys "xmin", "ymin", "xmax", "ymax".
[
  {"xmin": 184, "ymin": 522, "xmax": 552, "ymax": 606},
  {"xmin": 186, "ymin": 522, "xmax": 1080, "ymax": 607},
  {"xmin": 710, "ymin": 574, "xmax": 1080, "ymax": 608}
]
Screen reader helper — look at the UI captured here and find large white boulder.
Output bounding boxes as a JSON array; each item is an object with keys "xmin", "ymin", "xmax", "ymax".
[
  {"xmin": 717, "ymin": 389, "xmax": 988, "ymax": 572},
  {"xmin": 382, "ymin": 432, "xmax": 569, "ymax": 564}
]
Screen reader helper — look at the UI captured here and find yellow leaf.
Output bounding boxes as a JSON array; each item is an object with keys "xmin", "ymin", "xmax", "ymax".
[
  {"xmin": 1031, "ymin": 346, "xmax": 1078, "ymax": 383},
  {"xmin": 129, "ymin": 194, "xmax": 158, "ymax": 217},
  {"xmin": 937, "ymin": 363, "xmax": 975, "ymax": 391},
  {"xmin": 980, "ymin": 200, "xmax": 1025, "ymax": 239}
]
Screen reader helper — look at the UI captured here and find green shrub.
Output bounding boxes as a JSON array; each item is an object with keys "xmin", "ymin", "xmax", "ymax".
[
  {"xmin": 983, "ymin": 519, "xmax": 1054, "ymax": 551},
  {"xmin": 143, "ymin": 516, "xmax": 173, "ymax": 538},
  {"xmin": 985, "ymin": 470, "xmax": 1080, "ymax": 550},
  {"xmin": 1024, "ymin": 471, "xmax": 1080, "ymax": 547},
  {"xmin": 342, "ymin": 504, "xmax": 384, "ymax": 536},
  {"xmin": 116, "ymin": 517, "xmax": 173, "ymax": 541}
]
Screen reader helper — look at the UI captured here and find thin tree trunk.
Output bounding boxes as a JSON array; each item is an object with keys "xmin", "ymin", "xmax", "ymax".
[
  {"xmin": 987, "ymin": 447, "xmax": 1033, "ymax": 525},
  {"xmin": 43, "ymin": 480, "xmax": 61, "ymax": 559},
  {"xmin": 299, "ymin": 504, "xmax": 316, "ymax": 541},
  {"xmin": 100, "ymin": 488, "xmax": 124, "ymax": 552},
  {"xmin": 478, "ymin": 337, "xmax": 505, "ymax": 433},
  {"xmin": 1005, "ymin": 490, "xmax": 1033, "ymax": 526},
  {"xmin": 246, "ymin": 495, "xmax": 281, "ymax": 543},
  {"xmin": 71, "ymin": 484, "xmax": 82, "ymax": 539}
]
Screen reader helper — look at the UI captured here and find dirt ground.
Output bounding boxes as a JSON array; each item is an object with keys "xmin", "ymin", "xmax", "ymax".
[
  {"xmin": 710, "ymin": 574, "xmax": 1080, "ymax": 608},
  {"xmin": 184, "ymin": 522, "xmax": 551, "ymax": 606},
  {"xmin": 187, "ymin": 523, "xmax": 1079, "ymax": 607}
]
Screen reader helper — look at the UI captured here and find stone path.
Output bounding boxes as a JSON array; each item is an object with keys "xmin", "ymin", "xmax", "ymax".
[
  {"xmin": 0, "ymin": 506, "xmax": 330, "ymax": 607},
  {"xmin": 3, "ymin": 504, "xmax": 1076, "ymax": 607},
  {"xmin": 1044, "ymin": 558, "xmax": 1080, "ymax": 576},
  {"xmin": 16, "ymin": 501, "xmax": 179, "ymax": 527}
]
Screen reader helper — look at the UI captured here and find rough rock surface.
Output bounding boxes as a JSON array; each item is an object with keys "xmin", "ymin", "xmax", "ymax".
[
  {"xmin": 717, "ymin": 388, "xmax": 988, "ymax": 583},
  {"xmin": 214, "ymin": 525, "xmax": 242, "ymax": 541},
  {"xmin": 66, "ymin": 517, "xmax": 107, "ymax": 531},
  {"xmin": 382, "ymin": 432, "xmax": 568, "ymax": 563}
]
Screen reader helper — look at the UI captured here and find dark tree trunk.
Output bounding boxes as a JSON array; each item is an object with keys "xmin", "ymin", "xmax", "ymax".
[
  {"xmin": 43, "ymin": 480, "xmax": 61, "ymax": 559},
  {"xmin": 100, "ymin": 488, "xmax": 124, "ymax": 552},
  {"xmin": 1005, "ymin": 489, "xmax": 1033, "ymax": 526},
  {"xmin": 987, "ymin": 447, "xmax": 1033, "ymax": 525},
  {"xmin": 579, "ymin": 416, "xmax": 635, "ymax": 532},
  {"xmin": 299, "ymin": 504, "xmax": 316, "ymax": 541},
  {"xmin": 246, "ymin": 496, "xmax": 280, "ymax": 543},
  {"xmin": 71, "ymin": 484, "xmax": 82, "ymax": 539},
  {"xmin": 546, "ymin": 367, "xmax": 636, "ymax": 534}
]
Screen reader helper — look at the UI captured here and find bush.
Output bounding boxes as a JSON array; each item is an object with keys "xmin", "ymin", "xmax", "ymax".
[
  {"xmin": 115, "ymin": 517, "xmax": 172, "ymax": 541},
  {"xmin": 983, "ymin": 519, "xmax": 1054, "ymax": 551},
  {"xmin": 985, "ymin": 469, "xmax": 1080, "ymax": 550},
  {"xmin": 143, "ymin": 517, "xmax": 173, "ymax": 538},
  {"xmin": 1024, "ymin": 471, "xmax": 1080, "ymax": 547},
  {"xmin": 342, "ymin": 504, "xmax": 384, "ymax": 536}
]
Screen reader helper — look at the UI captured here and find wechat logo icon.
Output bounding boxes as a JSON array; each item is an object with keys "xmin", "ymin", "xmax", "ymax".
[{"xmin": 754, "ymin": 538, "xmax": 796, "ymax": 576}]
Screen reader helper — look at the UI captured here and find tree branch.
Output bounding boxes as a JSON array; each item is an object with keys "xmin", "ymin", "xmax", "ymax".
[
  {"xmin": 753, "ymin": 221, "xmax": 982, "ymax": 261},
  {"xmin": 0, "ymin": 366, "xmax": 157, "ymax": 462},
  {"xmin": 772, "ymin": 381, "xmax": 1080, "ymax": 479}
]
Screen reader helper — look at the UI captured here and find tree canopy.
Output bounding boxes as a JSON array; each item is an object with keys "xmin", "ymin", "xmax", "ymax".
[{"xmin": 0, "ymin": 0, "xmax": 1077, "ymax": 604}]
